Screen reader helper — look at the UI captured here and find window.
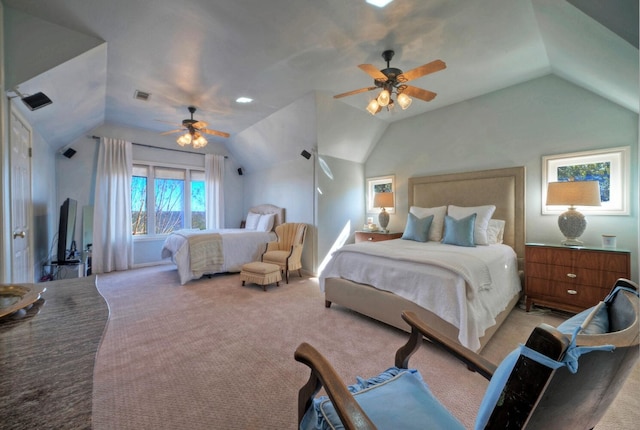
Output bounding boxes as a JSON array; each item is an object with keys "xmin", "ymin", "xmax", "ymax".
[
  {"xmin": 366, "ymin": 175, "xmax": 395, "ymax": 214},
  {"xmin": 132, "ymin": 163, "xmax": 205, "ymax": 236}
]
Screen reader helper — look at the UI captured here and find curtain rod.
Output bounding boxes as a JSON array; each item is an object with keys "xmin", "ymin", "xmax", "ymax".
[{"xmin": 91, "ymin": 135, "xmax": 228, "ymax": 158}]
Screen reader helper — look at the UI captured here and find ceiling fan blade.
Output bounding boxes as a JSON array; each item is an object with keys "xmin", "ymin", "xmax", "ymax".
[
  {"xmin": 334, "ymin": 86, "xmax": 378, "ymax": 99},
  {"xmin": 402, "ymin": 85, "xmax": 437, "ymax": 102},
  {"xmin": 358, "ymin": 64, "xmax": 387, "ymax": 80},
  {"xmin": 399, "ymin": 59, "xmax": 446, "ymax": 82},
  {"xmin": 193, "ymin": 121, "xmax": 208, "ymax": 129},
  {"xmin": 160, "ymin": 129, "xmax": 184, "ymax": 135},
  {"xmin": 202, "ymin": 128, "xmax": 230, "ymax": 138}
]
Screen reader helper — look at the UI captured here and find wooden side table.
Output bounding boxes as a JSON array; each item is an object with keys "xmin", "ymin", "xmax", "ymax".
[
  {"xmin": 524, "ymin": 243, "xmax": 630, "ymax": 313},
  {"xmin": 355, "ymin": 231, "xmax": 402, "ymax": 243}
]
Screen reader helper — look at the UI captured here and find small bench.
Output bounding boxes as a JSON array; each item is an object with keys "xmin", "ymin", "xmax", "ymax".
[{"xmin": 240, "ymin": 261, "xmax": 282, "ymax": 291}]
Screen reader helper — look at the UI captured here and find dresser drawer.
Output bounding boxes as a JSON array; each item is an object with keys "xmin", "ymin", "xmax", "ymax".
[
  {"xmin": 526, "ymin": 277, "xmax": 608, "ymax": 309},
  {"xmin": 355, "ymin": 232, "xmax": 402, "ymax": 243},
  {"xmin": 526, "ymin": 246, "xmax": 573, "ymax": 266},
  {"xmin": 527, "ymin": 262, "xmax": 628, "ymax": 288}
]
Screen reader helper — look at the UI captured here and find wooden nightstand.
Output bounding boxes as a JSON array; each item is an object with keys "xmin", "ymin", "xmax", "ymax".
[
  {"xmin": 355, "ymin": 231, "xmax": 402, "ymax": 243},
  {"xmin": 525, "ymin": 243, "xmax": 630, "ymax": 313}
]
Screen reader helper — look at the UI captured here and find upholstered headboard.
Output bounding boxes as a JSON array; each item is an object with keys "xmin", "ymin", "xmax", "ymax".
[
  {"xmin": 408, "ymin": 167, "xmax": 525, "ymax": 266},
  {"xmin": 248, "ymin": 204, "xmax": 285, "ymax": 227}
]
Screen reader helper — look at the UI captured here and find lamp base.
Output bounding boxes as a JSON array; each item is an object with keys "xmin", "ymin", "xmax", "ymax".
[
  {"xmin": 557, "ymin": 207, "xmax": 586, "ymax": 246},
  {"xmin": 378, "ymin": 208, "xmax": 390, "ymax": 233}
]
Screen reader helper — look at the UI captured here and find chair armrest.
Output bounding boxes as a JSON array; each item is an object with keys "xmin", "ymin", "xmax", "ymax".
[
  {"xmin": 295, "ymin": 342, "xmax": 377, "ymax": 430},
  {"xmin": 397, "ymin": 311, "xmax": 497, "ymax": 380}
]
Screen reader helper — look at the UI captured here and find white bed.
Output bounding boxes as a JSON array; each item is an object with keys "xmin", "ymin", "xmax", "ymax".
[
  {"xmin": 161, "ymin": 204, "xmax": 284, "ymax": 285},
  {"xmin": 321, "ymin": 167, "xmax": 525, "ymax": 352}
]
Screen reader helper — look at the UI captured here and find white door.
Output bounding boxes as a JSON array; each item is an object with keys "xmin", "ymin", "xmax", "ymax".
[{"xmin": 9, "ymin": 108, "xmax": 32, "ymax": 283}]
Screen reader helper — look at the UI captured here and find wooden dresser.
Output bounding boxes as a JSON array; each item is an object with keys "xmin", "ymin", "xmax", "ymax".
[
  {"xmin": 355, "ymin": 231, "xmax": 402, "ymax": 243},
  {"xmin": 525, "ymin": 243, "xmax": 631, "ymax": 313}
]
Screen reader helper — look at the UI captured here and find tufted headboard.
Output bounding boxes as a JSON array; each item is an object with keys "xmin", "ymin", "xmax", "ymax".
[{"xmin": 408, "ymin": 166, "xmax": 525, "ymax": 267}]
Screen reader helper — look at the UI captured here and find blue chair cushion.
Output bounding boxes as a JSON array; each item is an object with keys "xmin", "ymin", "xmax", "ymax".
[
  {"xmin": 556, "ymin": 304, "xmax": 609, "ymax": 335},
  {"xmin": 300, "ymin": 367, "xmax": 465, "ymax": 430}
]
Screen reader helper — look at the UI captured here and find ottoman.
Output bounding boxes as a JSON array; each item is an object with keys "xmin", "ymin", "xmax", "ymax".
[{"xmin": 240, "ymin": 261, "xmax": 282, "ymax": 291}]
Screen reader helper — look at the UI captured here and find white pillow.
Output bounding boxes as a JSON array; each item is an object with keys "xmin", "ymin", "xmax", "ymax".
[
  {"xmin": 447, "ymin": 205, "xmax": 496, "ymax": 245},
  {"xmin": 245, "ymin": 212, "xmax": 261, "ymax": 230},
  {"xmin": 256, "ymin": 213, "xmax": 275, "ymax": 232},
  {"xmin": 486, "ymin": 219, "xmax": 506, "ymax": 244},
  {"xmin": 409, "ymin": 206, "xmax": 447, "ymax": 242}
]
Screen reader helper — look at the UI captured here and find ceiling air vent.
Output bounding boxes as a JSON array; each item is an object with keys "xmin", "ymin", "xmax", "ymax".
[{"xmin": 134, "ymin": 90, "xmax": 151, "ymax": 101}]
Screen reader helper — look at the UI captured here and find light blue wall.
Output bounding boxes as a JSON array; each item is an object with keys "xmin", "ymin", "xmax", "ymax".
[{"xmin": 365, "ymin": 75, "xmax": 639, "ymax": 279}]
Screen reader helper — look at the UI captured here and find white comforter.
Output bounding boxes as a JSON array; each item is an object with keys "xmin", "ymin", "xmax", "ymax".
[
  {"xmin": 161, "ymin": 229, "xmax": 276, "ymax": 285},
  {"xmin": 319, "ymin": 239, "xmax": 521, "ymax": 351}
]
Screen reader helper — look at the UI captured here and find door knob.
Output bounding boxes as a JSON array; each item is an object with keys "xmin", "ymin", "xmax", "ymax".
[{"xmin": 13, "ymin": 231, "xmax": 26, "ymax": 239}]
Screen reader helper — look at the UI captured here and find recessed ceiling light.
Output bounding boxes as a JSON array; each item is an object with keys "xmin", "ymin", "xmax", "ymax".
[
  {"xmin": 236, "ymin": 97, "xmax": 253, "ymax": 103},
  {"xmin": 366, "ymin": 0, "xmax": 393, "ymax": 8}
]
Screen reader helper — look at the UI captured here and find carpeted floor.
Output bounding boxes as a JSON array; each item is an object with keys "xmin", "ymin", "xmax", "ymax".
[{"xmin": 92, "ymin": 265, "xmax": 638, "ymax": 429}]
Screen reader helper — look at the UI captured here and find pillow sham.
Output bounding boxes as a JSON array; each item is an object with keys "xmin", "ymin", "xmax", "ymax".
[
  {"xmin": 256, "ymin": 213, "xmax": 275, "ymax": 232},
  {"xmin": 245, "ymin": 212, "xmax": 261, "ymax": 230},
  {"xmin": 447, "ymin": 205, "xmax": 496, "ymax": 245},
  {"xmin": 401, "ymin": 213, "xmax": 434, "ymax": 242},
  {"xmin": 442, "ymin": 213, "xmax": 476, "ymax": 247},
  {"xmin": 409, "ymin": 206, "xmax": 447, "ymax": 242},
  {"xmin": 486, "ymin": 219, "xmax": 506, "ymax": 245}
]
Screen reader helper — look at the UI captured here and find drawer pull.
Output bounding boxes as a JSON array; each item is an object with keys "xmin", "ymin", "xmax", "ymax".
[
  {"xmin": 567, "ymin": 289, "xmax": 578, "ymax": 295},
  {"xmin": 368, "ymin": 237, "xmax": 373, "ymax": 241},
  {"xmin": 566, "ymin": 273, "xmax": 577, "ymax": 278}
]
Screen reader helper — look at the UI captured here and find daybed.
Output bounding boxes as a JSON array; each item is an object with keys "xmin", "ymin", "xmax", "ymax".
[
  {"xmin": 320, "ymin": 167, "xmax": 525, "ymax": 352},
  {"xmin": 161, "ymin": 204, "xmax": 284, "ymax": 285}
]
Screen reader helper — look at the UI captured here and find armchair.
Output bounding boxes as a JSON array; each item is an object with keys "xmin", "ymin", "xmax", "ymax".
[
  {"xmin": 262, "ymin": 222, "xmax": 307, "ymax": 283},
  {"xmin": 295, "ymin": 278, "xmax": 639, "ymax": 429}
]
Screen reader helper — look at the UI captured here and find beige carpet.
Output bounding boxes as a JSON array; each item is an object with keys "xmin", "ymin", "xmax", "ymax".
[{"xmin": 92, "ymin": 265, "xmax": 639, "ymax": 429}]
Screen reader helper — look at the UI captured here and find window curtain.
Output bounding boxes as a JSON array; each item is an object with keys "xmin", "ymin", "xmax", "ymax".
[
  {"xmin": 205, "ymin": 154, "xmax": 225, "ymax": 229},
  {"xmin": 92, "ymin": 138, "xmax": 133, "ymax": 273}
]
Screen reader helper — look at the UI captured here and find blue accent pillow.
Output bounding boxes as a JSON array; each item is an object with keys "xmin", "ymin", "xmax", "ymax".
[
  {"xmin": 557, "ymin": 304, "xmax": 609, "ymax": 335},
  {"xmin": 442, "ymin": 213, "xmax": 476, "ymax": 247},
  {"xmin": 300, "ymin": 367, "xmax": 465, "ymax": 430},
  {"xmin": 402, "ymin": 213, "xmax": 434, "ymax": 242}
]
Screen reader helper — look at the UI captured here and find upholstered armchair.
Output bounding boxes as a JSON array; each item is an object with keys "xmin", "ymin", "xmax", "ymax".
[{"xmin": 262, "ymin": 223, "xmax": 307, "ymax": 283}]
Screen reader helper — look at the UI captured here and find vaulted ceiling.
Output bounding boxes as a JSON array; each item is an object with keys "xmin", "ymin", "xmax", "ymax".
[{"xmin": 4, "ymin": 0, "xmax": 638, "ymax": 165}]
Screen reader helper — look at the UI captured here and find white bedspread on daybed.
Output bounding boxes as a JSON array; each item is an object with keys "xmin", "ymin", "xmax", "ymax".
[
  {"xmin": 319, "ymin": 239, "xmax": 521, "ymax": 351},
  {"xmin": 161, "ymin": 229, "xmax": 276, "ymax": 285}
]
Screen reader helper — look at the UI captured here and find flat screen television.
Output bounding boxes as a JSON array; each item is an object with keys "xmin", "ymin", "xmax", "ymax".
[{"xmin": 56, "ymin": 198, "xmax": 79, "ymax": 264}]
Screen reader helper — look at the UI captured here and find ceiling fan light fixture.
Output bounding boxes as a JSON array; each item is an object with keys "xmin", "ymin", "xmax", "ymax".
[
  {"xmin": 177, "ymin": 133, "xmax": 192, "ymax": 146},
  {"xmin": 397, "ymin": 93, "xmax": 412, "ymax": 110},
  {"xmin": 192, "ymin": 134, "xmax": 208, "ymax": 149},
  {"xmin": 366, "ymin": 99, "xmax": 380, "ymax": 115},
  {"xmin": 377, "ymin": 89, "xmax": 390, "ymax": 107}
]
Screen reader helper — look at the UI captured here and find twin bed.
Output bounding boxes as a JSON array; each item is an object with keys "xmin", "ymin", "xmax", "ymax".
[
  {"xmin": 161, "ymin": 204, "xmax": 284, "ymax": 285},
  {"xmin": 320, "ymin": 167, "xmax": 525, "ymax": 352}
]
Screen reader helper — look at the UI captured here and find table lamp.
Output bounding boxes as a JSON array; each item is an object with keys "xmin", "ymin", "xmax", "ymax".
[
  {"xmin": 546, "ymin": 180, "xmax": 601, "ymax": 246},
  {"xmin": 373, "ymin": 192, "xmax": 394, "ymax": 233}
]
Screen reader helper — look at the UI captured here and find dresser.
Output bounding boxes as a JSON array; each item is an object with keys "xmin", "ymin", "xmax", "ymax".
[
  {"xmin": 355, "ymin": 231, "xmax": 402, "ymax": 243},
  {"xmin": 525, "ymin": 243, "xmax": 631, "ymax": 313}
]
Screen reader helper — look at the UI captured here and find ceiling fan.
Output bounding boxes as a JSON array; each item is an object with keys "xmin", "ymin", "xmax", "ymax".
[
  {"xmin": 334, "ymin": 50, "xmax": 446, "ymax": 115},
  {"xmin": 161, "ymin": 106, "xmax": 229, "ymax": 148}
]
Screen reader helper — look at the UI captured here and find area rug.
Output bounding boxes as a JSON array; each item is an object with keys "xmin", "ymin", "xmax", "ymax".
[{"xmin": 92, "ymin": 265, "xmax": 638, "ymax": 429}]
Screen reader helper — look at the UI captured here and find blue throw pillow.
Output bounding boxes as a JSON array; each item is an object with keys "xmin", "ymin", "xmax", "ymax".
[
  {"xmin": 557, "ymin": 304, "xmax": 609, "ymax": 335},
  {"xmin": 442, "ymin": 213, "xmax": 476, "ymax": 247},
  {"xmin": 402, "ymin": 213, "xmax": 434, "ymax": 242}
]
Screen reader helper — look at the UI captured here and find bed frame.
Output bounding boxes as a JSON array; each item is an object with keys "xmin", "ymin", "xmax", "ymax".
[
  {"xmin": 248, "ymin": 204, "xmax": 285, "ymax": 228},
  {"xmin": 324, "ymin": 166, "xmax": 525, "ymax": 352}
]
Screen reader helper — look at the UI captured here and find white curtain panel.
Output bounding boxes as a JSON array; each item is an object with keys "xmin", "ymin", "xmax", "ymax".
[
  {"xmin": 205, "ymin": 154, "xmax": 225, "ymax": 229},
  {"xmin": 92, "ymin": 138, "xmax": 133, "ymax": 273}
]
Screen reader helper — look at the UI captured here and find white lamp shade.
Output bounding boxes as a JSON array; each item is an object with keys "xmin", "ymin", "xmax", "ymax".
[
  {"xmin": 367, "ymin": 99, "xmax": 380, "ymax": 115},
  {"xmin": 397, "ymin": 93, "xmax": 412, "ymax": 110},
  {"xmin": 546, "ymin": 181, "xmax": 601, "ymax": 207},
  {"xmin": 377, "ymin": 89, "xmax": 390, "ymax": 107},
  {"xmin": 373, "ymin": 192, "xmax": 394, "ymax": 209}
]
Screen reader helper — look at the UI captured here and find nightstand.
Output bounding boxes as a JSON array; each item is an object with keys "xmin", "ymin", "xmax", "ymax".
[
  {"xmin": 355, "ymin": 231, "xmax": 402, "ymax": 243},
  {"xmin": 525, "ymin": 243, "xmax": 630, "ymax": 313}
]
